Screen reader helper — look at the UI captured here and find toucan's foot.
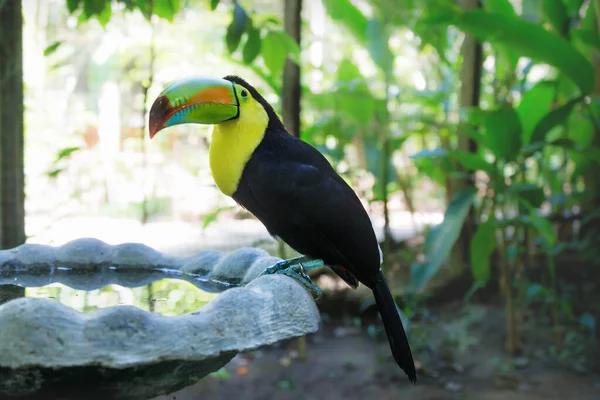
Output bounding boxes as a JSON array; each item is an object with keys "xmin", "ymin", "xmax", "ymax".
[{"xmin": 259, "ymin": 257, "xmax": 325, "ymax": 300}]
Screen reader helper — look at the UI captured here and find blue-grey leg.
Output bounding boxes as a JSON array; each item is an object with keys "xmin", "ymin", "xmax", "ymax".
[{"xmin": 258, "ymin": 256, "xmax": 325, "ymax": 300}]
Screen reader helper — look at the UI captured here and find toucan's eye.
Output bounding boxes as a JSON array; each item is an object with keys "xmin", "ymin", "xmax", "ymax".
[{"xmin": 240, "ymin": 89, "xmax": 249, "ymax": 99}]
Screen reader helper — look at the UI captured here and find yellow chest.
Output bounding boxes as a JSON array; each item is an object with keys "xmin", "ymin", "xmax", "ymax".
[{"xmin": 209, "ymin": 118, "xmax": 266, "ymax": 196}]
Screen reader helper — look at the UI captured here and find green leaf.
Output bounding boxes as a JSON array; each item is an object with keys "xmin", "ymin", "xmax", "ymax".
[
  {"xmin": 508, "ymin": 183, "xmax": 546, "ymax": 208},
  {"xmin": 482, "ymin": 0, "xmax": 516, "ymax": 15},
  {"xmin": 307, "ymin": 93, "xmax": 371, "ymax": 125},
  {"xmin": 96, "ymin": 1, "xmax": 112, "ymax": 27},
  {"xmin": 306, "ymin": 60, "xmax": 382, "ymax": 125},
  {"xmin": 517, "ymin": 80, "xmax": 555, "ymax": 145},
  {"xmin": 225, "ymin": 3, "xmax": 249, "ymax": 53},
  {"xmin": 242, "ymin": 25, "xmax": 261, "ymax": 64},
  {"xmin": 55, "ymin": 146, "xmax": 80, "ymax": 161},
  {"xmin": 202, "ymin": 206, "xmax": 234, "ymax": 229},
  {"xmin": 67, "ymin": 0, "xmax": 81, "ymax": 13},
  {"xmin": 484, "ymin": 107, "xmax": 522, "ymax": 161},
  {"xmin": 579, "ymin": 312, "xmax": 596, "ymax": 330},
  {"xmin": 154, "ymin": 0, "xmax": 181, "ymax": 22},
  {"xmin": 261, "ymin": 29, "xmax": 299, "ymax": 78},
  {"xmin": 568, "ymin": 111, "xmax": 595, "ymax": 147},
  {"xmin": 571, "ymin": 29, "xmax": 600, "ymax": 50},
  {"xmin": 116, "ymin": 0, "xmax": 136, "ymax": 11},
  {"xmin": 409, "ymin": 148, "xmax": 448, "ymax": 159},
  {"xmin": 337, "ymin": 58, "xmax": 366, "ymax": 83},
  {"xmin": 83, "ymin": 0, "xmax": 107, "ymax": 17},
  {"xmin": 365, "ymin": 144, "xmax": 398, "ymax": 201},
  {"xmin": 450, "ymin": 150, "xmax": 495, "ymax": 175},
  {"xmin": 411, "ymin": 187, "xmax": 478, "ymax": 290},
  {"xmin": 321, "ymin": 0, "xmax": 368, "ymax": 44},
  {"xmin": 481, "ymin": 0, "xmax": 519, "ymax": 77},
  {"xmin": 526, "ymin": 283, "xmax": 548, "ymax": 303},
  {"xmin": 564, "ymin": 0, "xmax": 584, "ymax": 14},
  {"xmin": 470, "ymin": 218, "xmax": 498, "ymax": 286},
  {"xmin": 43, "ymin": 41, "xmax": 63, "ymax": 57},
  {"xmin": 209, "ymin": 0, "xmax": 219, "ymax": 11},
  {"xmin": 530, "ymin": 96, "xmax": 583, "ymax": 143},
  {"xmin": 529, "ymin": 212, "xmax": 556, "ymax": 247},
  {"xmin": 542, "ymin": 0, "xmax": 569, "ymax": 36},
  {"xmin": 134, "ymin": 0, "xmax": 151, "ymax": 19},
  {"xmin": 438, "ymin": 10, "xmax": 595, "ymax": 94},
  {"xmin": 366, "ymin": 18, "xmax": 393, "ymax": 74},
  {"xmin": 47, "ymin": 168, "xmax": 64, "ymax": 178}
]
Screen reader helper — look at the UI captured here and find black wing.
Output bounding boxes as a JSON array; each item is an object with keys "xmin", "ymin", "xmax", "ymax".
[{"xmin": 235, "ymin": 141, "xmax": 381, "ymax": 288}]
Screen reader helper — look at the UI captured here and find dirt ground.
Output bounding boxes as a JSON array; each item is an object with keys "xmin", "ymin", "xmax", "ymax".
[{"xmin": 155, "ymin": 303, "xmax": 600, "ymax": 400}]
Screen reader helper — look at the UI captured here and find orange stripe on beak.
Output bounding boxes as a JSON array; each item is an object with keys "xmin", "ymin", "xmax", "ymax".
[{"xmin": 189, "ymin": 86, "xmax": 236, "ymax": 105}]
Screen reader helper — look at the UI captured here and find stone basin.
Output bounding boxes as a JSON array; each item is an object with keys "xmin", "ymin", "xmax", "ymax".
[{"xmin": 0, "ymin": 238, "xmax": 320, "ymax": 400}]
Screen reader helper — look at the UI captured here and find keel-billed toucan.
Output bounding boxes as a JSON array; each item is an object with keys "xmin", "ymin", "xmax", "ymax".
[{"xmin": 148, "ymin": 76, "xmax": 416, "ymax": 382}]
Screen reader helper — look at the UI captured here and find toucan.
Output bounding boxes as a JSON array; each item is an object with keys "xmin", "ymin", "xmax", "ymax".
[{"xmin": 148, "ymin": 75, "xmax": 416, "ymax": 382}]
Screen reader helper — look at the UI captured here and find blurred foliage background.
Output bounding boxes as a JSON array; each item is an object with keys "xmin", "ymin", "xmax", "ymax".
[{"xmin": 1, "ymin": 0, "xmax": 600, "ymax": 398}]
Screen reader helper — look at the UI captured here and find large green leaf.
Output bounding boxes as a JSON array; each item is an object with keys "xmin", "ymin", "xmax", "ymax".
[
  {"xmin": 225, "ymin": 3, "xmax": 248, "ymax": 53},
  {"xmin": 529, "ymin": 96, "xmax": 583, "ymax": 143},
  {"xmin": 307, "ymin": 59, "xmax": 382, "ymax": 125},
  {"xmin": 96, "ymin": 1, "xmax": 112, "ymax": 26},
  {"xmin": 242, "ymin": 25, "xmax": 261, "ymax": 64},
  {"xmin": 261, "ymin": 29, "xmax": 299, "ymax": 78},
  {"xmin": 470, "ymin": 217, "xmax": 498, "ymax": 286},
  {"xmin": 437, "ymin": 10, "xmax": 595, "ymax": 93},
  {"xmin": 450, "ymin": 150, "xmax": 495, "ymax": 175},
  {"xmin": 411, "ymin": 187, "xmax": 478, "ymax": 290},
  {"xmin": 517, "ymin": 81, "xmax": 555, "ymax": 145},
  {"xmin": 365, "ymin": 144, "xmax": 398, "ymax": 201},
  {"xmin": 67, "ymin": 0, "xmax": 81, "ymax": 13},
  {"xmin": 366, "ymin": 18, "xmax": 393, "ymax": 74},
  {"xmin": 409, "ymin": 148, "xmax": 448, "ymax": 159},
  {"xmin": 508, "ymin": 183, "xmax": 546, "ymax": 208},
  {"xmin": 409, "ymin": 148, "xmax": 495, "ymax": 175},
  {"xmin": 541, "ymin": 0, "xmax": 569, "ymax": 36},
  {"xmin": 529, "ymin": 211, "xmax": 556, "ymax": 247},
  {"xmin": 481, "ymin": 0, "xmax": 519, "ymax": 78},
  {"xmin": 321, "ymin": 0, "xmax": 368, "ymax": 44},
  {"xmin": 484, "ymin": 106, "xmax": 522, "ymax": 161},
  {"xmin": 307, "ymin": 91, "xmax": 379, "ymax": 125},
  {"xmin": 563, "ymin": 0, "xmax": 585, "ymax": 14},
  {"xmin": 568, "ymin": 111, "xmax": 595, "ymax": 147},
  {"xmin": 571, "ymin": 29, "xmax": 600, "ymax": 51},
  {"xmin": 482, "ymin": 0, "xmax": 515, "ymax": 15},
  {"xmin": 154, "ymin": 0, "xmax": 181, "ymax": 22},
  {"xmin": 83, "ymin": 0, "xmax": 107, "ymax": 17}
]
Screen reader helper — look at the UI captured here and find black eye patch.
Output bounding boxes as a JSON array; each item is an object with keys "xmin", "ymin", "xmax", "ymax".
[{"xmin": 240, "ymin": 89, "xmax": 249, "ymax": 98}]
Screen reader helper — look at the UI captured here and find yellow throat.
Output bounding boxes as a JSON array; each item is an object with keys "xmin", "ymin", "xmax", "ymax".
[{"xmin": 209, "ymin": 94, "xmax": 269, "ymax": 196}]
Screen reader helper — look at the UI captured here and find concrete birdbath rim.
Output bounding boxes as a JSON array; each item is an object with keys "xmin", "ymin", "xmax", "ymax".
[{"xmin": 0, "ymin": 239, "xmax": 320, "ymax": 400}]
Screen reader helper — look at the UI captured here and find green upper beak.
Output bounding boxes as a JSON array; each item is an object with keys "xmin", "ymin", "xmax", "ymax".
[{"xmin": 148, "ymin": 77, "xmax": 239, "ymax": 138}]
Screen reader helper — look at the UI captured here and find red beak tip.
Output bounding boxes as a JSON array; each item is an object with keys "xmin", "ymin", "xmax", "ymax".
[{"xmin": 148, "ymin": 124, "xmax": 160, "ymax": 139}]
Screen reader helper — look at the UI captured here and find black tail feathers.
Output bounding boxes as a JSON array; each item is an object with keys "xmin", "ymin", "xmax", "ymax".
[{"xmin": 372, "ymin": 269, "xmax": 417, "ymax": 383}]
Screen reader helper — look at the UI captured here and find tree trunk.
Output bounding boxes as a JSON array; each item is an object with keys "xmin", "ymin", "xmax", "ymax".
[
  {"xmin": 0, "ymin": 0, "xmax": 26, "ymax": 305},
  {"xmin": 282, "ymin": 0, "xmax": 302, "ymax": 138},
  {"xmin": 449, "ymin": 0, "xmax": 482, "ymax": 270},
  {"xmin": 282, "ymin": 0, "xmax": 306, "ymax": 360},
  {"xmin": 582, "ymin": 2, "xmax": 600, "ymax": 237},
  {"xmin": 425, "ymin": 0, "xmax": 482, "ymax": 299}
]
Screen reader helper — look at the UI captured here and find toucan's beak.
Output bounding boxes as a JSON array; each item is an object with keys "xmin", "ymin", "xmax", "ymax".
[{"xmin": 148, "ymin": 77, "xmax": 239, "ymax": 138}]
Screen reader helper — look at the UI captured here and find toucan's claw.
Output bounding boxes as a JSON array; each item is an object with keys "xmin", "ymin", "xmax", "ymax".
[{"xmin": 259, "ymin": 257, "xmax": 324, "ymax": 300}]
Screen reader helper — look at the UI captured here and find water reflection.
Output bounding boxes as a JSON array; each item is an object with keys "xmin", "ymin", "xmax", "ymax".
[{"xmin": 25, "ymin": 279, "xmax": 217, "ymax": 315}]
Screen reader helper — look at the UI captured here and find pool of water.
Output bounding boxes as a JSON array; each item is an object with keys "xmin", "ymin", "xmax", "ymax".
[{"xmin": 24, "ymin": 279, "xmax": 217, "ymax": 315}]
